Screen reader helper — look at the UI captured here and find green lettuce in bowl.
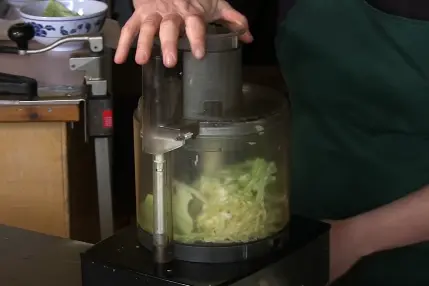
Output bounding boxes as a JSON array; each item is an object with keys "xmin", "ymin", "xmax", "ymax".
[
  {"xmin": 43, "ymin": 0, "xmax": 79, "ymax": 17},
  {"xmin": 19, "ymin": 0, "xmax": 108, "ymax": 51}
]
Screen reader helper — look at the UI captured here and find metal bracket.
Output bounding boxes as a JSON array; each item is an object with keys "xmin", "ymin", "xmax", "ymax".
[
  {"xmin": 143, "ymin": 124, "xmax": 196, "ymax": 155},
  {"xmin": 69, "ymin": 51, "xmax": 108, "ymax": 141}
]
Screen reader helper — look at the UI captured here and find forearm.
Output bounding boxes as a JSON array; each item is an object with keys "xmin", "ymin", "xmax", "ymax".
[{"xmin": 350, "ymin": 184, "xmax": 429, "ymax": 256}]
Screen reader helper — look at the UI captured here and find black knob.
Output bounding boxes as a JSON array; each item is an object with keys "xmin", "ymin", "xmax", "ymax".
[{"xmin": 7, "ymin": 23, "xmax": 35, "ymax": 51}]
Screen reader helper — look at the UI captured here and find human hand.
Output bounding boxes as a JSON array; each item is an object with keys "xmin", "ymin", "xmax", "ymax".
[
  {"xmin": 326, "ymin": 219, "xmax": 370, "ymax": 285},
  {"xmin": 114, "ymin": 0, "xmax": 253, "ymax": 67}
]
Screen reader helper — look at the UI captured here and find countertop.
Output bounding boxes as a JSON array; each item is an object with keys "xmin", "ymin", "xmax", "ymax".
[{"xmin": 0, "ymin": 224, "xmax": 92, "ymax": 286}]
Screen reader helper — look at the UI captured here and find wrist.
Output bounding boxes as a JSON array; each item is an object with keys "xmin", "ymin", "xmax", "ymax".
[
  {"xmin": 345, "ymin": 215, "xmax": 378, "ymax": 257},
  {"xmin": 133, "ymin": 0, "xmax": 145, "ymax": 9}
]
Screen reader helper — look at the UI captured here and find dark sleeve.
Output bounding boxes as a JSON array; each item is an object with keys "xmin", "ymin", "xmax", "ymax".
[
  {"xmin": 367, "ymin": 0, "xmax": 429, "ymax": 21},
  {"xmin": 278, "ymin": 0, "xmax": 296, "ymax": 23}
]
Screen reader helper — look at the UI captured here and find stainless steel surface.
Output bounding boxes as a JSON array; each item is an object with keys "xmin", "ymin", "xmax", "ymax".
[
  {"xmin": 0, "ymin": 224, "xmax": 91, "ymax": 286},
  {"xmin": 38, "ymin": 85, "xmax": 84, "ymax": 97},
  {"xmin": 70, "ymin": 55, "xmax": 103, "ymax": 79},
  {"xmin": 0, "ymin": 96, "xmax": 84, "ymax": 106},
  {"xmin": 70, "ymin": 55, "xmax": 107, "ymax": 97},
  {"xmin": 94, "ymin": 137, "xmax": 114, "ymax": 239},
  {"xmin": 152, "ymin": 153, "xmax": 173, "ymax": 263},
  {"xmin": 22, "ymin": 35, "xmax": 103, "ymax": 55}
]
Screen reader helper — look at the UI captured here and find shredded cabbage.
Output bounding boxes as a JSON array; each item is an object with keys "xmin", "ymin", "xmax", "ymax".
[
  {"xmin": 138, "ymin": 158, "xmax": 288, "ymax": 244},
  {"xmin": 43, "ymin": 0, "xmax": 79, "ymax": 17}
]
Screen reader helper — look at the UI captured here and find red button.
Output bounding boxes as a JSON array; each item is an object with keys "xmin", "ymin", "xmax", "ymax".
[{"xmin": 102, "ymin": 110, "xmax": 113, "ymax": 128}]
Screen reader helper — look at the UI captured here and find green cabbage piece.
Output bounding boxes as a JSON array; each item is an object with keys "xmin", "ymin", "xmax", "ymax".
[
  {"xmin": 139, "ymin": 158, "xmax": 289, "ymax": 244},
  {"xmin": 43, "ymin": 0, "xmax": 79, "ymax": 17}
]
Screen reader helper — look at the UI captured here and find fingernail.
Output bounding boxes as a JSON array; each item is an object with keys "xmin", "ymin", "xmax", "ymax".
[
  {"xmin": 195, "ymin": 48, "xmax": 204, "ymax": 59},
  {"xmin": 235, "ymin": 20, "xmax": 243, "ymax": 26},
  {"xmin": 165, "ymin": 53, "xmax": 176, "ymax": 67},
  {"xmin": 137, "ymin": 50, "xmax": 148, "ymax": 64},
  {"xmin": 114, "ymin": 54, "xmax": 122, "ymax": 64}
]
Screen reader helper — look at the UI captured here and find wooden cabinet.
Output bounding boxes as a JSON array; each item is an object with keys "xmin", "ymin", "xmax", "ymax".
[
  {"xmin": 0, "ymin": 111, "xmax": 100, "ymax": 242},
  {"xmin": 0, "ymin": 122, "xmax": 71, "ymax": 237}
]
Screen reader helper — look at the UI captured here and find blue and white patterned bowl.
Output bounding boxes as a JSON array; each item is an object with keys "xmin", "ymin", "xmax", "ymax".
[{"xmin": 19, "ymin": 0, "xmax": 107, "ymax": 51}]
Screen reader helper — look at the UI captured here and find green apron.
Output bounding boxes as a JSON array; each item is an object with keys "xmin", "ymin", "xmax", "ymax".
[{"xmin": 275, "ymin": 0, "xmax": 429, "ymax": 285}]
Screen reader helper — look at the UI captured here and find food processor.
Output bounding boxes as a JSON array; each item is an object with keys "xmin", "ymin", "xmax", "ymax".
[
  {"xmin": 0, "ymin": 20, "xmax": 330, "ymax": 286},
  {"xmin": 80, "ymin": 26, "xmax": 330, "ymax": 286},
  {"xmin": 136, "ymin": 25, "xmax": 290, "ymax": 264}
]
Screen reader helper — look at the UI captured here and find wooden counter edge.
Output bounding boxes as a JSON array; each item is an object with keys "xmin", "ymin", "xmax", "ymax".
[{"xmin": 0, "ymin": 104, "xmax": 80, "ymax": 122}]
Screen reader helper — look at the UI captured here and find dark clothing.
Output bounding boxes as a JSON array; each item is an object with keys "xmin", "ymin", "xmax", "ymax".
[
  {"xmin": 276, "ymin": 0, "xmax": 429, "ymax": 285},
  {"xmin": 234, "ymin": 0, "xmax": 429, "ymax": 64},
  {"xmin": 279, "ymin": 0, "xmax": 429, "ymax": 21}
]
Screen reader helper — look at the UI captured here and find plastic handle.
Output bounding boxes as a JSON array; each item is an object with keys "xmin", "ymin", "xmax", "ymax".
[
  {"xmin": 0, "ymin": 46, "xmax": 18, "ymax": 54},
  {"xmin": 0, "ymin": 72, "xmax": 38, "ymax": 100},
  {"xmin": 8, "ymin": 23, "xmax": 35, "ymax": 50}
]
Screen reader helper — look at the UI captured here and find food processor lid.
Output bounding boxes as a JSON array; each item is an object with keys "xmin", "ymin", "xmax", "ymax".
[
  {"xmin": 195, "ymin": 84, "xmax": 288, "ymax": 137},
  {"xmin": 154, "ymin": 25, "xmax": 244, "ymax": 53}
]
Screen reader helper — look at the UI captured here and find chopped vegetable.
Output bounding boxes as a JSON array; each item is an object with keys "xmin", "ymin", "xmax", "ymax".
[
  {"xmin": 43, "ymin": 0, "xmax": 79, "ymax": 17},
  {"xmin": 139, "ymin": 158, "xmax": 289, "ymax": 244}
]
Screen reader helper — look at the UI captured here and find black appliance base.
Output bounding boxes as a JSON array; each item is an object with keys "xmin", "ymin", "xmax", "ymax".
[
  {"xmin": 137, "ymin": 225, "xmax": 289, "ymax": 263},
  {"xmin": 81, "ymin": 216, "xmax": 330, "ymax": 286}
]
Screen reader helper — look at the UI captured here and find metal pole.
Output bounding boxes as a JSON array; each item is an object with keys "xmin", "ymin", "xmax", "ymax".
[
  {"xmin": 152, "ymin": 153, "xmax": 173, "ymax": 263},
  {"xmin": 94, "ymin": 137, "xmax": 114, "ymax": 239}
]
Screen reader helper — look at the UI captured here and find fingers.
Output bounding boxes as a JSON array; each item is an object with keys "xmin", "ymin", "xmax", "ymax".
[
  {"xmin": 217, "ymin": 1, "xmax": 253, "ymax": 43},
  {"xmin": 114, "ymin": 13, "xmax": 140, "ymax": 64},
  {"xmin": 135, "ymin": 13, "xmax": 162, "ymax": 65},
  {"xmin": 115, "ymin": 0, "xmax": 252, "ymax": 67},
  {"xmin": 184, "ymin": 15, "xmax": 206, "ymax": 59},
  {"xmin": 159, "ymin": 14, "xmax": 183, "ymax": 67}
]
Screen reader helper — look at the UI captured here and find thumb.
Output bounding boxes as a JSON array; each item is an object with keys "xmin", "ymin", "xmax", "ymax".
[
  {"xmin": 324, "ymin": 219, "xmax": 334, "ymax": 224},
  {"xmin": 216, "ymin": 1, "xmax": 253, "ymax": 43}
]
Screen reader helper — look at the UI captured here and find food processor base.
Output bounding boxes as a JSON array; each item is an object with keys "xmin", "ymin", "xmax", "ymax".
[{"xmin": 81, "ymin": 216, "xmax": 330, "ymax": 286}]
